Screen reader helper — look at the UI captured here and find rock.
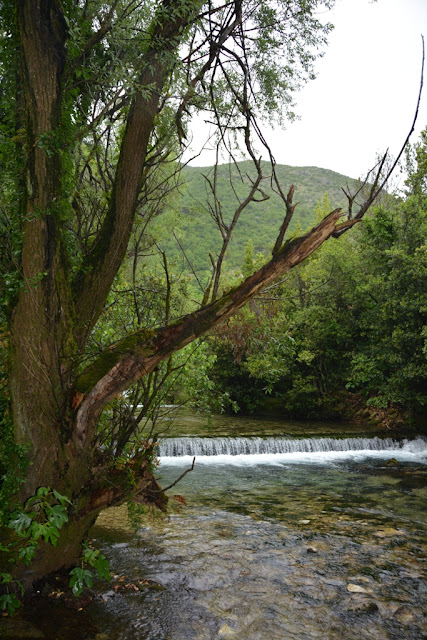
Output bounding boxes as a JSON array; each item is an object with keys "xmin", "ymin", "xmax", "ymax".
[
  {"xmin": 218, "ymin": 624, "xmax": 237, "ymax": 637},
  {"xmin": 0, "ymin": 618, "xmax": 44, "ymax": 639},
  {"xmin": 347, "ymin": 584, "xmax": 373, "ymax": 594},
  {"xmin": 297, "ymin": 519, "xmax": 311, "ymax": 525},
  {"xmin": 347, "ymin": 601, "xmax": 379, "ymax": 615},
  {"xmin": 373, "ymin": 528, "xmax": 405, "ymax": 538},
  {"xmin": 351, "ymin": 576, "xmax": 371, "ymax": 583},
  {"xmin": 394, "ymin": 605, "xmax": 415, "ymax": 624},
  {"xmin": 306, "ymin": 546, "xmax": 318, "ymax": 554}
]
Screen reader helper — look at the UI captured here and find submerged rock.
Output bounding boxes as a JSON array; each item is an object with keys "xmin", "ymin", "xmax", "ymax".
[
  {"xmin": 218, "ymin": 623, "xmax": 237, "ymax": 637},
  {"xmin": 347, "ymin": 583, "xmax": 373, "ymax": 594},
  {"xmin": 373, "ymin": 528, "xmax": 405, "ymax": 538},
  {"xmin": 394, "ymin": 605, "xmax": 415, "ymax": 624}
]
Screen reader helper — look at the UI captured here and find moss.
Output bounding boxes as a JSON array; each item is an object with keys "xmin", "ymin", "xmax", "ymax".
[{"xmin": 75, "ymin": 328, "xmax": 156, "ymax": 394}]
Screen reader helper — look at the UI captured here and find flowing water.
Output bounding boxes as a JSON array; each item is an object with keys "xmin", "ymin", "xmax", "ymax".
[{"xmin": 22, "ymin": 415, "xmax": 427, "ymax": 639}]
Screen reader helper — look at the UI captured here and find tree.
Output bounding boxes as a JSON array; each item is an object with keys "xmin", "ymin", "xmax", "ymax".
[
  {"xmin": 0, "ymin": 0, "xmax": 420, "ymax": 591},
  {"xmin": 346, "ymin": 132, "xmax": 427, "ymax": 419}
]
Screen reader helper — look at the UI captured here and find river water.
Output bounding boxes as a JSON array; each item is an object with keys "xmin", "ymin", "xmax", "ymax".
[
  {"xmin": 19, "ymin": 415, "xmax": 427, "ymax": 640},
  {"xmin": 84, "ymin": 415, "xmax": 427, "ymax": 640}
]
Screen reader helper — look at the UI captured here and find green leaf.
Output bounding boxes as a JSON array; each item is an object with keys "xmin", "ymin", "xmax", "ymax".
[
  {"xmin": 95, "ymin": 555, "xmax": 111, "ymax": 581},
  {"xmin": 42, "ymin": 526, "xmax": 60, "ymax": 546},
  {"xmin": 52, "ymin": 489, "xmax": 71, "ymax": 505},
  {"xmin": 8, "ymin": 511, "xmax": 32, "ymax": 535},
  {"xmin": 29, "ymin": 522, "xmax": 47, "ymax": 541},
  {"xmin": 0, "ymin": 572, "xmax": 12, "ymax": 584},
  {"xmin": 69, "ymin": 567, "xmax": 94, "ymax": 596},
  {"xmin": 0, "ymin": 593, "xmax": 21, "ymax": 615},
  {"xmin": 35, "ymin": 486, "xmax": 50, "ymax": 498},
  {"xmin": 46, "ymin": 503, "xmax": 69, "ymax": 529},
  {"xmin": 17, "ymin": 544, "xmax": 37, "ymax": 566}
]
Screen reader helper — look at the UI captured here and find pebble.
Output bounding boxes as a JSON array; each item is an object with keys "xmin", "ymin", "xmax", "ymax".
[
  {"xmin": 373, "ymin": 528, "xmax": 404, "ymax": 538},
  {"xmin": 347, "ymin": 601, "xmax": 379, "ymax": 615},
  {"xmin": 394, "ymin": 605, "xmax": 415, "ymax": 624},
  {"xmin": 218, "ymin": 624, "xmax": 237, "ymax": 637},
  {"xmin": 347, "ymin": 584, "xmax": 373, "ymax": 594},
  {"xmin": 297, "ymin": 519, "xmax": 311, "ymax": 525}
]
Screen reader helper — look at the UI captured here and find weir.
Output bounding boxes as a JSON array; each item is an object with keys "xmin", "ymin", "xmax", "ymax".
[{"xmin": 158, "ymin": 435, "xmax": 427, "ymax": 458}]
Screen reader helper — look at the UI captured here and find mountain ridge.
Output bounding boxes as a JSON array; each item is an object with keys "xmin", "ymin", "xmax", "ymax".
[{"xmin": 161, "ymin": 161, "xmax": 358, "ymax": 278}]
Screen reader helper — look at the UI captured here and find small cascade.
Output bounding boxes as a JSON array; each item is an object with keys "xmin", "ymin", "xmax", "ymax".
[{"xmin": 158, "ymin": 435, "xmax": 427, "ymax": 458}]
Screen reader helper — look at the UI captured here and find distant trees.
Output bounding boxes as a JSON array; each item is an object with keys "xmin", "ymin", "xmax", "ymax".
[{"xmin": 204, "ymin": 131, "xmax": 427, "ymax": 425}]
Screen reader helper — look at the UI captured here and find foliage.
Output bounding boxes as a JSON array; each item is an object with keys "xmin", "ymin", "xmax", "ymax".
[
  {"xmin": 0, "ymin": 331, "xmax": 28, "ymax": 523},
  {"xmin": 201, "ymin": 131, "xmax": 427, "ymax": 422},
  {"xmin": 69, "ymin": 543, "xmax": 111, "ymax": 596},
  {"xmin": 0, "ymin": 487, "xmax": 71, "ymax": 613}
]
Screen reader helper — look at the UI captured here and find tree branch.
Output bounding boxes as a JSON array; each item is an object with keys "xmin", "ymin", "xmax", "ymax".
[
  {"xmin": 72, "ymin": 0, "xmax": 203, "ymax": 348},
  {"xmin": 73, "ymin": 206, "xmax": 344, "ymax": 451}
]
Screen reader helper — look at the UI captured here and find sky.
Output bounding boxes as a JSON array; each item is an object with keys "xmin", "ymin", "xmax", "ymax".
[{"xmin": 185, "ymin": 0, "xmax": 427, "ymax": 180}]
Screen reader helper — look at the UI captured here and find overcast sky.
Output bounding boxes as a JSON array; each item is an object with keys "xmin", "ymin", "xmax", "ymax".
[{"xmin": 185, "ymin": 0, "xmax": 427, "ymax": 180}]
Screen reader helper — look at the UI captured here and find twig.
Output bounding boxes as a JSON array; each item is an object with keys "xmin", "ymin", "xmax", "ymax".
[{"xmin": 153, "ymin": 457, "xmax": 196, "ymax": 493}]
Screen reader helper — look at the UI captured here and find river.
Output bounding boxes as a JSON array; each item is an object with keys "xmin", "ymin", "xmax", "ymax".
[{"xmin": 21, "ymin": 415, "xmax": 427, "ymax": 639}]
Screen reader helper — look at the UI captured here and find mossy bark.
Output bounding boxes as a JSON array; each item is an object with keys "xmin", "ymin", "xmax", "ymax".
[{"xmin": 6, "ymin": 0, "xmax": 196, "ymax": 588}]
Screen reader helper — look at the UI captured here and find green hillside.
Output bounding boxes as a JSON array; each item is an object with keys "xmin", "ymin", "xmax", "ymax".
[{"xmin": 160, "ymin": 161, "xmax": 358, "ymax": 281}]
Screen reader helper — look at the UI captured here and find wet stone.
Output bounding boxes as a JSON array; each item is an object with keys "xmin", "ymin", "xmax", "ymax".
[
  {"xmin": 347, "ymin": 584, "xmax": 373, "ymax": 594},
  {"xmin": 394, "ymin": 605, "xmax": 416, "ymax": 624},
  {"xmin": 346, "ymin": 601, "xmax": 379, "ymax": 615}
]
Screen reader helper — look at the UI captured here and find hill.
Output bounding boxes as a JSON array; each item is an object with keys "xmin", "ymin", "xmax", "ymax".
[{"xmin": 159, "ymin": 161, "xmax": 358, "ymax": 281}]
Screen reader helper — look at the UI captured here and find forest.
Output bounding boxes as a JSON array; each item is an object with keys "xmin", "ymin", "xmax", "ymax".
[
  {"xmin": 0, "ymin": 0, "xmax": 425, "ymax": 629},
  {"xmin": 174, "ymin": 153, "xmax": 426, "ymax": 427}
]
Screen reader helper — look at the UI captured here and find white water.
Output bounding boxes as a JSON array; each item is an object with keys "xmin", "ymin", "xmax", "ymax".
[{"xmin": 158, "ymin": 435, "xmax": 427, "ymax": 466}]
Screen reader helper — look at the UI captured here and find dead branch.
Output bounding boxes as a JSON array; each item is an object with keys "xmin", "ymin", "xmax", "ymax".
[{"xmin": 153, "ymin": 457, "xmax": 196, "ymax": 493}]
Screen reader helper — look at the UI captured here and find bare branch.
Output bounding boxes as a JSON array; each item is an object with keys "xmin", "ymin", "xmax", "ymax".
[
  {"xmin": 152, "ymin": 457, "xmax": 196, "ymax": 493},
  {"xmin": 272, "ymin": 184, "xmax": 299, "ymax": 255}
]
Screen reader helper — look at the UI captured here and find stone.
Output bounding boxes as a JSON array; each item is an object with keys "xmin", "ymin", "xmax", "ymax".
[
  {"xmin": 373, "ymin": 528, "xmax": 404, "ymax": 538},
  {"xmin": 306, "ymin": 546, "xmax": 318, "ymax": 553},
  {"xmin": 394, "ymin": 605, "xmax": 415, "ymax": 624},
  {"xmin": 297, "ymin": 519, "xmax": 311, "ymax": 525},
  {"xmin": 347, "ymin": 583, "xmax": 373, "ymax": 594},
  {"xmin": 218, "ymin": 624, "xmax": 237, "ymax": 637}
]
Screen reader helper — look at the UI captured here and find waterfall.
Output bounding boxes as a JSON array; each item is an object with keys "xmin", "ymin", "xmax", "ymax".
[{"xmin": 158, "ymin": 436, "xmax": 427, "ymax": 458}]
